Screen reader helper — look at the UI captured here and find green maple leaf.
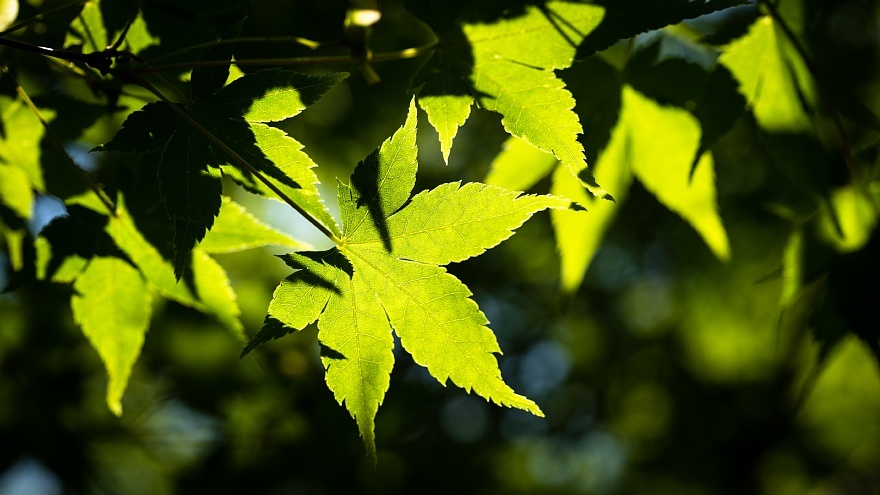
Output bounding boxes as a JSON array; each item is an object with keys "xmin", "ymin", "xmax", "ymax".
[
  {"xmin": 409, "ymin": 1, "xmax": 610, "ymax": 198},
  {"xmin": 242, "ymin": 100, "xmax": 572, "ymax": 461},
  {"xmin": 198, "ymin": 196, "xmax": 310, "ymax": 254},
  {"xmin": 71, "ymin": 256, "xmax": 152, "ymax": 416},
  {"xmin": 554, "ymin": 86, "xmax": 728, "ymax": 290},
  {"xmin": 0, "ymin": 162, "xmax": 32, "ymax": 221},
  {"xmin": 719, "ymin": 15, "xmax": 816, "ymax": 133},
  {"xmin": 487, "ymin": 84, "xmax": 730, "ymax": 292},
  {"xmin": 64, "ymin": 0, "xmax": 157, "ymax": 55},
  {"xmin": 104, "ymin": 193, "xmax": 250, "ymax": 339},
  {"xmin": 36, "ymin": 186, "xmax": 308, "ymax": 414},
  {"xmin": 100, "ymin": 21, "xmax": 346, "ymax": 277}
]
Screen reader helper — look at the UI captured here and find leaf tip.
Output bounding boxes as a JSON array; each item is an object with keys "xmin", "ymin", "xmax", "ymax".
[
  {"xmin": 440, "ymin": 143, "xmax": 452, "ymax": 165},
  {"xmin": 576, "ymin": 167, "xmax": 614, "ymax": 202},
  {"xmin": 108, "ymin": 398, "xmax": 123, "ymax": 417},
  {"xmin": 364, "ymin": 440, "xmax": 378, "ymax": 467},
  {"xmin": 518, "ymin": 397, "xmax": 544, "ymax": 418}
]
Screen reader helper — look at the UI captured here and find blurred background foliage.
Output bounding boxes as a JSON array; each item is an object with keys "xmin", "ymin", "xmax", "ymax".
[{"xmin": 1, "ymin": 0, "xmax": 880, "ymax": 494}]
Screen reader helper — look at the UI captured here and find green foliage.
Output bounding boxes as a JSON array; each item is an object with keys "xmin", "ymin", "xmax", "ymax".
[
  {"xmin": 71, "ymin": 256, "xmax": 152, "ymax": 416},
  {"xmin": 0, "ymin": 0, "xmax": 17, "ymax": 32},
  {"xmin": 719, "ymin": 15, "xmax": 815, "ymax": 132},
  {"xmin": 198, "ymin": 196, "xmax": 309, "ymax": 253},
  {"xmin": 101, "ymin": 63, "xmax": 346, "ymax": 276},
  {"xmin": 411, "ymin": 1, "xmax": 609, "ymax": 197},
  {"xmin": 245, "ymin": 101, "xmax": 569, "ymax": 459},
  {"xmin": 1, "ymin": 0, "xmax": 880, "ymax": 484}
]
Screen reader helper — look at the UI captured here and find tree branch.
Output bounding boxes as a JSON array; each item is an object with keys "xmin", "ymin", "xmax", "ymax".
[{"xmin": 124, "ymin": 41, "xmax": 439, "ymax": 75}]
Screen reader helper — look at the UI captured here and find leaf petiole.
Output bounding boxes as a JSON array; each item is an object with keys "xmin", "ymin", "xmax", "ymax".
[
  {"xmin": 123, "ymin": 40, "xmax": 439, "ymax": 75},
  {"xmin": 143, "ymin": 35, "xmax": 339, "ymax": 66}
]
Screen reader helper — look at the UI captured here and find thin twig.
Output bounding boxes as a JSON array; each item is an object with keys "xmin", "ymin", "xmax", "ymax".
[
  {"xmin": 134, "ymin": 79, "xmax": 341, "ymax": 243},
  {"xmin": 144, "ymin": 35, "xmax": 340, "ymax": 66},
  {"xmin": 0, "ymin": 36, "xmax": 133, "ymax": 75},
  {"xmin": 126, "ymin": 41, "xmax": 439, "ymax": 75},
  {"xmin": 0, "ymin": 65, "xmax": 117, "ymax": 216}
]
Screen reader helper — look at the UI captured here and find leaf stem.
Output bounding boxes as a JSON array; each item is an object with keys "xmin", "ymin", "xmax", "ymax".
[
  {"xmin": 125, "ymin": 40, "xmax": 439, "ymax": 75},
  {"xmin": 0, "ymin": 65, "xmax": 118, "ymax": 216},
  {"xmin": 0, "ymin": 36, "xmax": 95, "ymax": 64},
  {"xmin": 144, "ymin": 35, "xmax": 341, "ymax": 66},
  {"xmin": 135, "ymin": 79, "xmax": 341, "ymax": 244},
  {"xmin": 151, "ymin": 73, "xmax": 191, "ymax": 105}
]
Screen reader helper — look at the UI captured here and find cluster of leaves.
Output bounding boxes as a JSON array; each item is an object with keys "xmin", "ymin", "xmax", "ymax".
[{"xmin": 1, "ymin": 0, "xmax": 879, "ymax": 462}]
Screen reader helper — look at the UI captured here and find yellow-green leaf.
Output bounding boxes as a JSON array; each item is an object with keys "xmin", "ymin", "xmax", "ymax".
[
  {"xmin": 412, "ymin": 2, "xmax": 608, "ymax": 197},
  {"xmin": 250, "ymin": 99, "xmax": 565, "ymax": 457},
  {"xmin": 1, "ymin": 226, "xmax": 26, "ymax": 271},
  {"xmin": 0, "ymin": 0, "xmax": 18, "ymax": 33},
  {"xmin": 0, "ymin": 162, "xmax": 33, "ymax": 220},
  {"xmin": 106, "ymin": 194, "xmax": 244, "ymax": 337},
  {"xmin": 818, "ymin": 185, "xmax": 879, "ymax": 253},
  {"xmin": 719, "ymin": 15, "xmax": 815, "ymax": 132},
  {"xmin": 198, "ymin": 196, "xmax": 310, "ymax": 253},
  {"xmin": 318, "ymin": 253, "xmax": 393, "ymax": 464},
  {"xmin": 550, "ymin": 130, "xmax": 633, "ymax": 291},
  {"xmin": 0, "ymin": 96, "xmax": 52, "ymax": 192},
  {"xmin": 623, "ymin": 86, "xmax": 730, "ymax": 261},
  {"xmin": 71, "ymin": 257, "xmax": 152, "ymax": 416},
  {"xmin": 485, "ymin": 136, "xmax": 558, "ymax": 192}
]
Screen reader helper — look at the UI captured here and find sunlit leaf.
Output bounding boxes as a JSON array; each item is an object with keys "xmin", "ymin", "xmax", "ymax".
[
  {"xmin": 550, "ymin": 128, "xmax": 633, "ymax": 291},
  {"xmin": 547, "ymin": 86, "xmax": 728, "ymax": 292},
  {"xmin": 198, "ymin": 196, "xmax": 309, "ymax": 253},
  {"xmin": 191, "ymin": 248, "xmax": 244, "ymax": 339},
  {"xmin": 819, "ymin": 185, "xmax": 879, "ymax": 253},
  {"xmin": 71, "ymin": 256, "xmax": 152, "ymax": 416},
  {"xmin": 0, "ymin": 225, "xmax": 26, "ymax": 271},
  {"xmin": 0, "ymin": 0, "xmax": 18, "ymax": 32},
  {"xmin": 34, "ymin": 206, "xmax": 117, "ymax": 283},
  {"xmin": 211, "ymin": 69, "xmax": 348, "ymax": 123},
  {"xmin": 64, "ymin": 0, "xmax": 158, "ymax": 55},
  {"xmin": 485, "ymin": 136, "xmax": 558, "ymax": 192},
  {"xmin": 101, "ymin": 67, "xmax": 347, "ymax": 277},
  {"xmin": 411, "ymin": 1, "xmax": 609, "ymax": 197},
  {"xmin": 106, "ymin": 194, "xmax": 243, "ymax": 337},
  {"xmin": 0, "ymin": 96, "xmax": 51, "ymax": 192},
  {"xmin": 719, "ymin": 15, "xmax": 815, "ymax": 132},
  {"xmin": 247, "ymin": 100, "xmax": 568, "ymax": 459},
  {"xmin": 0, "ymin": 162, "xmax": 32, "ymax": 220},
  {"xmin": 622, "ymin": 86, "xmax": 730, "ymax": 261}
]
